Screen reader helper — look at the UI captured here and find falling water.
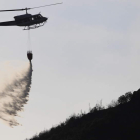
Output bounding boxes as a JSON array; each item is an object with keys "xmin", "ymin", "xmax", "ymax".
[{"xmin": 0, "ymin": 61, "xmax": 33, "ymax": 127}]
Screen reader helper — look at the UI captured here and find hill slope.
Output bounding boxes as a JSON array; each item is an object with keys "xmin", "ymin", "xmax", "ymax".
[{"xmin": 27, "ymin": 89, "xmax": 140, "ymax": 140}]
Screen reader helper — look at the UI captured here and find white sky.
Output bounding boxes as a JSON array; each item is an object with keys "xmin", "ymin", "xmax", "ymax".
[{"xmin": 0, "ymin": 0, "xmax": 140, "ymax": 139}]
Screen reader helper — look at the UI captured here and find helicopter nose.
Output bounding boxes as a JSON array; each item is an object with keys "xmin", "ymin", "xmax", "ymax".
[{"xmin": 44, "ymin": 17, "xmax": 48, "ymax": 21}]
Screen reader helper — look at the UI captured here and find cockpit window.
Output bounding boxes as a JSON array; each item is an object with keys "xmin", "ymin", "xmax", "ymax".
[{"xmin": 32, "ymin": 15, "xmax": 42, "ymax": 20}]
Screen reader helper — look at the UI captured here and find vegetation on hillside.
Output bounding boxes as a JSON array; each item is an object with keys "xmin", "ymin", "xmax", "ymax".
[{"xmin": 26, "ymin": 89, "xmax": 140, "ymax": 140}]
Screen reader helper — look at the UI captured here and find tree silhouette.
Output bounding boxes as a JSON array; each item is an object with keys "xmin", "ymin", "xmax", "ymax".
[
  {"xmin": 118, "ymin": 92, "xmax": 133, "ymax": 104},
  {"xmin": 118, "ymin": 95, "xmax": 127, "ymax": 104},
  {"xmin": 125, "ymin": 92, "xmax": 132, "ymax": 102}
]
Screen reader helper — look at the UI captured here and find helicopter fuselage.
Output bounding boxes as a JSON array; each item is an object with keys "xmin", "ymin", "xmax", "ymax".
[{"xmin": 0, "ymin": 13, "xmax": 48, "ymax": 29}]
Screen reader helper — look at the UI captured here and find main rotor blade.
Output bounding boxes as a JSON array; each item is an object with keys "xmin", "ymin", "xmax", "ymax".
[
  {"xmin": 0, "ymin": 8, "xmax": 30, "ymax": 12},
  {"xmin": 0, "ymin": 2, "xmax": 62, "ymax": 12},
  {"xmin": 30, "ymin": 2, "xmax": 63, "ymax": 9}
]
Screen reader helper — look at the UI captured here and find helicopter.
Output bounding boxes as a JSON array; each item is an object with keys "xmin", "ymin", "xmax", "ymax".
[{"xmin": 0, "ymin": 3, "xmax": 62, "ymax": 30}]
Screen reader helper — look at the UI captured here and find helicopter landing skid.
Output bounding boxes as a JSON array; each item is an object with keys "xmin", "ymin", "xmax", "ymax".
[{"xmin": 23, "ymin": 21, "xmax": 46, "ymax": 30}]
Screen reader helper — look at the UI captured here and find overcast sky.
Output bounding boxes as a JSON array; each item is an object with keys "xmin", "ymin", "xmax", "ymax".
[{"xmin": 0, "ymin": 0, "xmax": 140, "ymax": 139}]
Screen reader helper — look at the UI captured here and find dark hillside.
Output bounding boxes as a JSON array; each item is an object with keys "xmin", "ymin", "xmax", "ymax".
[{"xmin": 27, "ymin": 89, "xmax": 140, "ymax": 140}]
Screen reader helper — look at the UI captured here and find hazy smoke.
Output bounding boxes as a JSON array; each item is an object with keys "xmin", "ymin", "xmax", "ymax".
[{"xmin": 0, "ymin": 61, "xmax": 32, "ymax": 127}]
